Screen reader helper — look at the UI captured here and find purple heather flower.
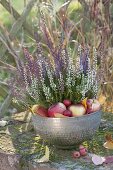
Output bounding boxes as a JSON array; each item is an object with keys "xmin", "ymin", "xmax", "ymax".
[
  {"xmin": 40, "ymin": 15, "xmax": 66, "ymax": 77},
  {"xmin": 59, "ymin": 72, "xmax": 64, "ymax": 92},
  {"xmin": 81, "ymin": 47, "xmax": 90, "ymax": 75},
  {"xmin": 23, "ymin": 48, "xmax": 34, "ymax": 74},
  {"xmin": 17, "ymin": 59, "xmax": 25, "ymax": 81},
  {"xmin": 34, "ymin": 32, "xmax": 44, "ymax": 58}
]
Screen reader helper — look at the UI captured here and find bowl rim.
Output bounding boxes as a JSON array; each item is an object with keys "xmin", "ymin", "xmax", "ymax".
[{"xmin": 32, "ymin": 109, "xmax": 102, "ymax": 120}]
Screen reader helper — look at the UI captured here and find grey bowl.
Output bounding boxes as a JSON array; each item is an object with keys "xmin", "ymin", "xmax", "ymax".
[{"xmin": 32, "ymin": 111, "xmax": 101, "ymax": 148}]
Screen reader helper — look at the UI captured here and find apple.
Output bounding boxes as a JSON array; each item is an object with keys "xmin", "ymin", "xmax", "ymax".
[
  {"xmin": 63, "ymin": 99, "xmax": 72, "ymax": 107},
  {"xmin": 63, "ymin": 110, "xmax": 72, "ymax": 117},
  {"xmin": 87, "ymin": 99, "xmax": 101, "ymax": 114},
  {"xmin": 32, "ymin": 105, "xmax": 48, "ymax": 117},
  {"xmin": 79, "ymin": 148, "xmax": 87, "ymax": 156},
  {"xmin": 79, "ymin": 145, "xmax": 87, "ymax": 156},
  {"xmin": 54, "ymin": 113, "xmax": 68, "ymax": 118},
  {"xmin": 73, "ymin": 151, "xmax": 80, "ymax": 158},
  {"xmin": 48, "ymin": 102, "xmax": 66, "ymax": 117},
  {"xmin": 68, "ymin": 104, "xmax": 86, "ymax": 117}
]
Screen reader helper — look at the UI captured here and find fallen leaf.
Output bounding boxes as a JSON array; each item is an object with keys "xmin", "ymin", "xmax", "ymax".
[
  {"xmin": 29, "ymin": 106, "xmax": 35, "ymax": 114},
  {"xmin": 90, "ymin": 153, "xmax": 113, "ymax": 165},
  {"xmin": 104, "ymin": 156, "xmax": 113, "ymax": 164},
  {"xmin": 5, "ymin": 127, "xmax": 11, "ymax": 135},
  {"xmin": 105, "ymin": 134, "xmax": 113, "ymax": 141},
  {"xmin": 81, "ymin": 98, "xmax": 87, "ymax": 109},
  {"xmin": 103, "ymin": 134, "xmax": 113, "ymax": 150},
  {"xmin": 103, "ymin": 142, "xmax": 113, "ymax": 149},
  {"xmin": 98, "ymin": 94, "xmax": 106, "ymax": 105},
  {"xmin": 92, "ymin": 155, "xmax": 105, "ymax": 165},
  {"xmin": 37, "ymin": 146, "xmax": 50, "ymax": 163},
  {"xmin": 0, "ymin": 120, "xmax": 8, "ymax": 127}
]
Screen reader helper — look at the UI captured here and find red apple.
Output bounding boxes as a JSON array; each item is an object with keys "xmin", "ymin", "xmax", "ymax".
[
  {"xmin": 63, "ymin": 110, "xmax": 72, "ymax": 117},
  {"xmin": 87, "ymin": 99, "xmax": 101, "ymax": 114},
  {"xmin": 73, "ymin": 151, "xmax": 80, "ymax": 158},
  {"xmin": 79, "ymin": 148, "xmax": 87, "ymax": 156},
  {"xmin": 48, "ymin": 102, "xmax": 66, "ymax": 117},
  {"xmin": 79, "ymin": 145, "xmax": 87, "ymax": 156},
  {"xmin": 32, "ymin": 105, "xmax": 48, "ymax": 117},
  {"xmin": 79, "ymin": 145, "xmax": 85, "ymax": 150},
  {"xmin": 54, "ymin": 113, "xmax": 68, "ymax": 118},
  {"xmin": 63, "ymin": 99, "xmax": 72, "ymax": 107},
  {"xmin": 68, "ymin": 104, "xmax": 86, "ymax": 117}
]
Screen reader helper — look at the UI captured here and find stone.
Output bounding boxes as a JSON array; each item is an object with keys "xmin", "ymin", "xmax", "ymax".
[{"xmin": 0, "ymin": 151, "xmax": 21, "ymax": 170}]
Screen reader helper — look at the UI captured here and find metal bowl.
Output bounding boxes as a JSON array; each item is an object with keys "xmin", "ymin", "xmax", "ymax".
[{"xmin": 32, "ymin": 111, "xmax": 101, "ymax": 148}]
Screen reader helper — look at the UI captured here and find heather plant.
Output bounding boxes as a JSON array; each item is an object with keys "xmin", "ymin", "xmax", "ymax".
[
  {"xmin": 1, "ymin": 0, "xmax": 113, "ymax": 117},
  {"xmin": 12, "ymin": 9, "xmax": 103, "ymax": 109},
  {"xmin": 12, "ymin": 39, "xmax": 100, "ymax": 109}
]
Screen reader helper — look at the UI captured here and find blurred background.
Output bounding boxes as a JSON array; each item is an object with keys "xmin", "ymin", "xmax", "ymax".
[{"xmin": 0, "ymin": 0, "xmax": 113, "ymax": 117}]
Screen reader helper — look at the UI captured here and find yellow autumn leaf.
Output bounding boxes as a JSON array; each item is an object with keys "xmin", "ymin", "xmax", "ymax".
[
  {"xmin": 37, "ymin": 146, "xmax": 50, "ymax": 163},
  {"xmin": 81, "ymin": 98, "xmax": 87, "ymax": 109},
  {"xmin": 104, "ymin": 141, "xmax": 113, "ymax": 149},
  {"xmin": 98, "ymin": 95, "xmax": 106, "ymax": 105},
  {"xmin": 29, "ymin": 105, "xmax": 39, "ymax": 114},
  {"xmin": 103, "ymin": 134, "xmax": 113, "ymax": 150},
  {"xmin": 28, "ymin": 107, "xmax": 34, "ymax": 114}
]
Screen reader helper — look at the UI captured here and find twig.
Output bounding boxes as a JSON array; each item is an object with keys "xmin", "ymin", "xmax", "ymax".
[
  {"xmin": 9, "ymin": 0, "xmax": 37, "ymax": 39},
  {"xmin": 0, "ymin": 0, "xmax": 37, "ymax": 59},
  {"xmin": 0, "ymin": 60, "xmax": 16, "ymax": 70},
  {"xmin": 103, "ymin": 82, "xmax": 113, "ymax": 84},
  {"xmin": 0, "ymin": 34, "xmax": 19, "ymax": 66},
  {"xmin": 0, "ymin": 66, "xmax": 16, "ymax": 72},
  {"xmin": 0, "ymin": 81, "xmax": 9, "ymax": 87},
  {"xmin": 0, "ymin": 91, "xmax": 12, "ymax": 117},
  {"xmin": 0, "ymin": 0, "xmax": 33, "ymax": 37}
]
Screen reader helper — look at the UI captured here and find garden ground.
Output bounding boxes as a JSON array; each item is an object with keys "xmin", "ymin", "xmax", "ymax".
[{"xmin": 0, "ymin": 111, "xmax": 113, "ymax": 170}]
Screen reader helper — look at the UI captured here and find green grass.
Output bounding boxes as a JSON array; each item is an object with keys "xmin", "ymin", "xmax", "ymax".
[
  {"xmin": 0, "ymin": 1, "xmax": 24, "ymax": 28},
  {"xmin": 0, "ymin": 5, "xmax": 12, "ymax": 27},
  {"xmin": 11, "ymin": 0, "xmax": 24, "ymax": 13}
]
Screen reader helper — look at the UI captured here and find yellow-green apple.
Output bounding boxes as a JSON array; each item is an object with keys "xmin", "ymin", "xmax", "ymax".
[
  {"xmin": 68, "ymin": 104, "xmax": 86, "ymax": 117},
  {"xmin": 63, "ymin": 99, "xmax": 72, "ymax": 107},
  {"xmin": 54, "ymin": 113, "xmax": 68, "ymax": 118},
  {"xmin": 87, "ymin": 99, "xmax": 101, "ymax": 114},
  {"xmin": 63, "ymin": 110, "xmax": 72, "ymax": 117},
  {"xmin": 32, "ymin": 105, "xmax": 48, "ymax": 117},
  {"xmin": 48, "ymin": 102, "xmax": 66, "ymax": 117}
]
